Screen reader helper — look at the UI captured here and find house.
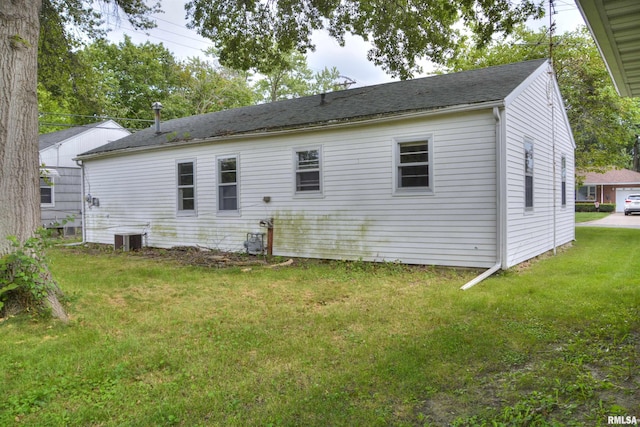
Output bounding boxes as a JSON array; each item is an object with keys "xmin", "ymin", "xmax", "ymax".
[
  {"xmin": 75, "ymin": 59, "xmax": 575, "ymax": 269},
  {"xmin": 577, "ymin": 168, "xmax": 640, "ymax": 211},
  {"xmin": 39, "ymin": 120, "xmax": 130, "ymax": 234},
  {"xmin": 575, "ymin": 0, "xmax": 640, "ymax": 98}
]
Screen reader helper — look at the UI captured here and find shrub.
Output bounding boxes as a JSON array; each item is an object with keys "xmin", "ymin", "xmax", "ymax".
[
  {"xmin": 574, "ymin": 202, "xmax": 615, "ymax": 213},
  {"xmin": 0, "ymin": 232, "xmax": 67, "ymax": 321}
]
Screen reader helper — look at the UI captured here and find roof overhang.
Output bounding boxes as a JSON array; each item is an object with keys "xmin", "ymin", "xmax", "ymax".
[
  {"xmin": 76, "ymin": 100, "xmax": 505, "ymax": 161},
  {"xmin": 575, "ymin": 0, "xmax": 640, "ymax": 97}
]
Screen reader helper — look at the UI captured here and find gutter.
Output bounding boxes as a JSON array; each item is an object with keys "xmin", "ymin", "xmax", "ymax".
[{"xmin": 461, "ymin": 106, "xmax": 505, "ymax": 290}]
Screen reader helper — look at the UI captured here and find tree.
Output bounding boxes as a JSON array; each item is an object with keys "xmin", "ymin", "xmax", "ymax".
[
  {"xmin": 38, "ymin": 83, "xmax": 75, "ymax": 133},
  {"xmin": 70, "ymin": 40, "xmax": 256, "ymax": 129},
  {"xmin": 254, "ymin": 51, "xmax": 342, "ymax": 103},
  {"xmin": 0, "ymin": 0, "xmax": 157, "ymax": 320},
  {"xmin": 163, "ymin": 54, "xmax": 256, "ymax": 116},
  {"xmin": 77, "ymin": 36, "xmax": 186, "ymax": 129},
  {"xmin": 185, "ymin": 0, "xmax": 544, "ymax": 78},
  {"xmin": 37, "ymin": 0, "xmax": 160, "ymax": 130},
  {"xmin": 440, "ymin": 26, "xmax": 640, "ymax": 172},
  {"xmin": 0, "ymin": 1, "xmax": 42, "ymax": 256}
]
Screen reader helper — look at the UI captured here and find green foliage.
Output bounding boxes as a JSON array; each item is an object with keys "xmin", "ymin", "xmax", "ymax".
[
  {"xmin": 254, "ymin": 50, "xmax": 343, "ymax": 102},
  {"xmin": 575, "ymin": 202, "xmax": 615, "ymax": 212},
  {"xmin": 185, "ymin": 0, "xmax": 543, "ymax": 78},
  {"xmin": 0, "ymin": 232, "xmax": 58, "ymax": 317},
  {"xmin": 38, "ymin": 0, "xmax": 161, "ymax": 132},
  {"xmin": 441, "ymin": 26, "xmax": 640, "ymax": 172},
  {"xmin": 39, "ymin": 37, "xmax": 256, "ymax": 131}
]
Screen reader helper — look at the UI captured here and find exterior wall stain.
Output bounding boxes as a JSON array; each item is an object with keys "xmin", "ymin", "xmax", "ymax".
[
  {"xmin": 273, "ymin": 210, "xmax": 374, "ymax": 260},
  {"xmin": 151, "ymin": 224, "xmax": 178, "ymax": 239}
]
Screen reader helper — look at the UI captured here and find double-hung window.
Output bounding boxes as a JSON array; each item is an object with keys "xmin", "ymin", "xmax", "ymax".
[
  {"xmin": 524, "ymin": 139, "xmax": 534, "ymax": 209},
  {"xmin": 295, "ymin": 148, "xmax": 321, "ymax": 194},
  {"xmin": 40, "ymin": 176, "xmax": 54, "ymax": 206},
  {"xmin": 218, "ymin": 156, "xmax": 238, "ymax": 211},
  {"xmin": 177, "ymin": 161, "xmax": 196, "ymax": 214},
  {"xmin": 395, "ymin": 137, "xmax": 432, "ymax": 192},
  {"xmin": 561, "ymin": 156, "xmax": 567, "ymax": 207}
]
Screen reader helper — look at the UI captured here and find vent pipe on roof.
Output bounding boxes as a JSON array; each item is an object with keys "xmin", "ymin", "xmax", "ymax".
[
  {"xmin": 320, "ymin": 93, "xmax": 326, "ymax": 105},
  {"xmin": 152, "ymin": 102, "xmax": 163, "ymax": 133}
]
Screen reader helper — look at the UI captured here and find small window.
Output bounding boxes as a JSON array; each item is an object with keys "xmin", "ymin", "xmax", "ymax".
[
  {"xmin": 218, "ymin": 156, "xmax": 238, "ymax": 211},
  {"xmin": 40, "ymin": 177, "xmax": 54, "ymax": 206},
  {"xmin": 561, "ymin": 156, "xmax": 567, "ymax": 207},
  {"xmin": 177, "ymin": 161, "xmax": 195, "ymax": 213},
  {"xmin": 295, "ymin": 148, "xmax": 321, "ymax": 193},
  {"xmin": 396, "ymin": 138, "xmax": 431, "ymax": 191},
  {"xmin": 524, "ymin": 139, "xmax": 534, "ymax": 209}
]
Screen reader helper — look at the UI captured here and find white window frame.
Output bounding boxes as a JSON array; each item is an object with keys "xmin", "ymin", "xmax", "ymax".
[
  {"xmin": 578, "ymin": 185, "xmax": 597, "ymax": 201},
  {"xmin": 217, "ymin": 154, "xmax": 239, "ymax": 214},
  {"xmin": 524, "ymin": 138, "xmax": 534, "ymax": 210},
  {"xmin": 393, "ymin": 135, "xmax": 433, "ymax": 195},
  {"xmin": 176, "ymin": 159, "xmax": 197, "ymax": 216},
  {"xmin": 561, "ymin": 155, "xmax": 567, "ymax": 207},
  {"xmin": 293, "ymin": 146, "xmax": 323, "ymax": 197},
  {"xmin": 40, "ymin": 176, "xmax": 55, "ymax": 207}
]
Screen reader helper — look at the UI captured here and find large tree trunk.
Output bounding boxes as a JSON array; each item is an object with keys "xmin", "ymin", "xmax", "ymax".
[{"xmin": 0, "ymin": 0, "xmax": 42, "ymax": 255}]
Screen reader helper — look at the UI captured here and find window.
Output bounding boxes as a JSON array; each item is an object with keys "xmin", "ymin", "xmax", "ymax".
[
  {"xmin": 40, "ymin": 177, "xmax": 54, "ymax": 206},
  {"xmin": 218, "ymin": 156, "xmax": 238, "ymax": 211},
  {"xmin": 295, "ymin": 148, "xmax": 321, "ymax": 193},
  {"xmin": 561, "ymin": 156, "xmax": 567, "ymax": 207},
  {"xmin": 177, "ymin": 161, "xmax": 195, "ymax": 213},
  {"xmin": 396, "ymin": 139, "xmax": 431, "ymax": 191},
  {"xmin": 577, "ymin": 185, "xmax": 596, "ymax": 201},
  {"xmin": 524, "ymin": 139, "xmax": 534, "ymax": 209}
]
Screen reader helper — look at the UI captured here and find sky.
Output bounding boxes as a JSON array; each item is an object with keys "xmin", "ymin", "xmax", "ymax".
[{"xmin": 101, "ymin": 0, "xmax": 587, "ymax": 88}]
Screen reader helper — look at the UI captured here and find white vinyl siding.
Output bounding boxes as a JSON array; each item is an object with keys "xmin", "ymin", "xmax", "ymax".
[
  {"xmin": 39, "ymin": 121, "xmax": 129, "ymax": 168},
  {"xmin": 503, "ymin": 67, "xmax": 575, "ymax": 268},
  {"xmin": 81, "ymin": 63, "xmax": 575, "ymax": 269},
  {"xmin": 83, "ymin": 111, "xmax": 498, "ymax": 267}
]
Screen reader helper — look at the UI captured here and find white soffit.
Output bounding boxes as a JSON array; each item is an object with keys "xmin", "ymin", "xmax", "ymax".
[{"xmin": 575, "ymin": 0, "xmax": 640, "ymax": 97}]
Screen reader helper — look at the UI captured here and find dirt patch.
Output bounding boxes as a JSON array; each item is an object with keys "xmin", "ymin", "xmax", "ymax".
[
  {"xmin": 61, "ymin": 243, "xmax": 291, "ymax": 269},
  {"xmin": 135, "ymin": 245, "xmax": 272, "ymax": 268}
]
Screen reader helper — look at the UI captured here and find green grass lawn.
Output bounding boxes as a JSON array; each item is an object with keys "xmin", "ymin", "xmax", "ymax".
[
  {"xmin": 575, "ymin": 212, "xmax": 611, "ymax": 223},
  {"xmin": 1, "ymin": 228, "xmax": 638, "ymax": 426}
]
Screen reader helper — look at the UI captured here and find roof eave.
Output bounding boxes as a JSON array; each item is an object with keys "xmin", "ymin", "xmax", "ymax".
[
  {"xmin": 76, "ymin": 100, "xmax": 505, "ymax": 161},
  {"xmin": 575, "ymin": 0, "xmax": 636, "ymax": 97}
]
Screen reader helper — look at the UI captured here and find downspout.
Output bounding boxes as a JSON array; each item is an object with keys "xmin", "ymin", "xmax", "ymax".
[
  {"xmin": 75, "ymin": 159, "xmax": 86, "ymax": 244},
  {"xmin": 461, "ymin": 106, "xmax": 504, "ymax": 290}
]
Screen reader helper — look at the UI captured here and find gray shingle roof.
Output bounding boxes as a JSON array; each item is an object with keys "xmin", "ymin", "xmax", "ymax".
[
  {"xmin": 79, "ymin": 59, "xmax": 547, "ymax": 158},
  {"xmin": 39, "ymin": 121, "xmax": 113, "ymax": 151}
]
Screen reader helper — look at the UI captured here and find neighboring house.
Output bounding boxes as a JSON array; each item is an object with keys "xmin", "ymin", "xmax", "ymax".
[
  {"xmin": 76, "ymin": 59, "xmax": 575, "ymax": 269},
  {"xmin": 577, "ymin": 168, "xmax": 640, "ymax": 211},
  {"xmin": 39, "ymin": 120, "xmax": 130, "ymax": 234}
]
